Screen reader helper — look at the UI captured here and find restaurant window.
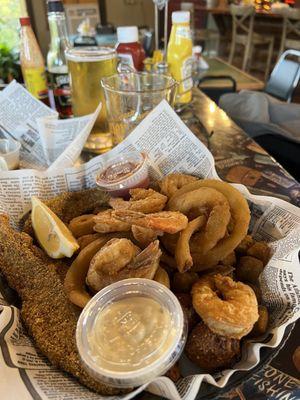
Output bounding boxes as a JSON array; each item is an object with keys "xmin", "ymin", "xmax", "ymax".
[{"xmin": 0, "ymin": 0, "xmax": 22, "ymax": 50}]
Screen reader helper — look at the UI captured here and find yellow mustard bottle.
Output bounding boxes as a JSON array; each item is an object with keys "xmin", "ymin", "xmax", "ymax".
[{"xmin": 167, "ymin": 11, "xmax": 193, "ymax": 104}]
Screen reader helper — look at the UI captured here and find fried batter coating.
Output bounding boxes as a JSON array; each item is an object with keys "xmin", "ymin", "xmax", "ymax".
[
  {"xmin": 77, "ymin": 233, "xmax": 103, "ymax": 249},
  {"xmin": 247, "ymin": 241, "xmax": 271, "ymax": 266},
  {"xmin": 131, "ymin": 225, "xmax": 160, "ymax": 247},
  {"xmin": 175, "ymin": 215, "xmax": 206, "ymax": 272},
  {"xmin": 69, "ymin": 214, "xmax": 95, "ymax": 238},
  {"xmin": 93, "ymin": 209, "xmax": 131, "ymax": 233},
  {"xmin": 220, "ymin": 251, "xmax": 236, "ymax": 267},
  {"xmin": 249, "ymin": 305, "xmax": 269, "ymax": 337},
  {"xmin": 160, "ymin": 248, "xmax": 177, "ymax": 270},
  {"xmin": 109, "ymin": 188, "xmax": 167, "ymax": 214},
  {"xmin": 169, "ymin": 187, "xmax": 231, "ymax": 254},
  {"xmin": 192, "ymin": 274, "xmax": 259, "ymax": 339},
  {"xmin": 23, "ymin": 189, "xmax": 109, "ymax": 235},
  {"xmin": 185, "ymin": 322, "xmax": 241, "ymax": 372},
  {"xmin": 113, "ymin": 210, "xmax": 188, "ymax": 234},
  {"xmin": 236, "ymin": 256, "xmax": 264, "ymax": 284},
  {"xmin": 165, "ymin": 363, "xmax": 182, "ymax": 382},
  {"xmin": 176, "ymin": 293, "xmax": 199, "ymax": 331},
  {"xmin": 235, "ymin": 235, "xmax": 254, "ymax": 255},
  {"xmin": 86, "ymin": 239, "xmax": 161, "ymax": 292},
  {"xmin": 0, "ymin": 215, "xmax": 122, "ymax": 395},
  {"xmin": 172, "ymin": 271, "xmax": 199, "ymax": 293},
  {"xmin": 159, "ymin": 173, "xmax": 198, "ymax": 198},
  {"xmin": 168, "ymin": 180, "xmax": 251, "ymax": 270},
  {"xmin": 64, "ymin": 237, "xmax": 113, "ymax": 308},
  {"xmin": 153, "ymin": 266, "xmax": 170, "ymax": 288}
]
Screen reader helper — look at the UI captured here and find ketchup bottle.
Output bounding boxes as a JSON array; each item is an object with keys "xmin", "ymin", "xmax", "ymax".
[{"xmin": 116, "ymin": 26, "xmax": 145, "ymax": 71}]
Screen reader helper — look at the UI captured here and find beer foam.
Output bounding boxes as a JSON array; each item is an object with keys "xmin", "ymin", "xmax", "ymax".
[{"xmin": 65, "ymin": 47, "xmax": 116, "ymax": 62}]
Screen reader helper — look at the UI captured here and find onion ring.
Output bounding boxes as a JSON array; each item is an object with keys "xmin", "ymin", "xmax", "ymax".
[
  {"xmin": 69, "ymin": 214, "xmax": 95, "ymax": 238},
  {"xmin": 159, "ymin": 173, "xmax": 198, "ymax": 198},
  {"xmin": 168, "ymin": 187, "xmax": 231, "ymax": 253},
  {"xmin": 77, "ymin": 233, "xmax": 103, "ymax": 249},
  {"xmin": 169, "ymin": 180, "xmax": 250, "ymax": 270},
  {"xmin": 175, "ymin": 215, "xmax": 206, "ymax": 272},
  {"xmin": 64, "ymin": 237, "xmax": 111, "ymax": 308}
]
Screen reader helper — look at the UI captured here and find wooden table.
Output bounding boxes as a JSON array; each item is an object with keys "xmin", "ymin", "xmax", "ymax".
[
  {"xmin": 186, "ymin": 88, "xmax": 300, "ymax": 205},
  {"xmin": 136, "ymin": 87, "xmax": 300, "ymax": 400},
  {"xmin": 198, "ymin": 57, "xmax": 265, "ymax": 91},
  {"xmin": 81, "ymin": 87, "xmax": 300, "ymax": 400}
]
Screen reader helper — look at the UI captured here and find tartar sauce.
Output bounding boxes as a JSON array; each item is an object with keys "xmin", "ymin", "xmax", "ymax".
[{"xmin": 88, "ymin": 296, "xmax": 176, "ymax": 372}]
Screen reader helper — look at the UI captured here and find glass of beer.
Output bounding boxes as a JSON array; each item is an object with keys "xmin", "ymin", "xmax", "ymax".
[
  {"xmin": 101, "ymin": 72, "xmax": 177, "ymax": 146},
  {"xmin": 65, "ymin": 47, "xmax": 117, "ymax": 153}
]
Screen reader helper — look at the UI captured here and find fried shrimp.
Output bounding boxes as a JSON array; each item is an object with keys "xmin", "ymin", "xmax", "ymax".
[
  {"xmin": 109, "ymin": 188, "xmax": 167, "ymax": 214},
  {"xmin": 160, "ymin": 173, "xmax": 198, "ymax": 197},
  {"xmin": 169, "ymin": 180, "xmax": 250, "ymax": 269},
  {"xmin": 69, "ymin": 214, "xmax": 95, "ymax": 238},
  {"xmin": 192, "ymin": 274, "xmax": 259, "ymax": 339},
  {"xmin": 175, "ymin": 215, "xmax": 207, "ymax": 272},
  {"xmin": 112, "ymin": 210, "xmax": 188, "ymax": 234},
  {"xmin": 131, "ymin": 225, "xmax": 161, "ymax": 247},
  {"xmin": 89, "ymin": 238, "xmax": 139, "ymax": 276},
  {"xmin": 86, "ymin": 239, "xmax": 161, "ymax": 292},
  {"xmin": 168, "ymin": 187, "xmax": 231, "ymax": 254},
  {"xmin": 93, "ymin": 210, "xmax": 131, "ymax": 233}
]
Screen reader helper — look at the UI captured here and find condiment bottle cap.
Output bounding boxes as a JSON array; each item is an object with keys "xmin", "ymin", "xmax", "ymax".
[
  {"xmin": 172, "ymin": 11, "xmax": 190, "ymax": 23},
  {"xmin": 47, "ymin": 0, "xmax": 64, "ymax": 13},
  {"xmin": 180, "ymin": 2, "xmax": 194, "ymax": 11},
  {"xmin": 193, "ymin": 45, "xmax": 202, "ymax": 54},
  {"xmin": 117, "ymin": 26, "xmax": 139, "ymax": 43},
  {"xmin": 19, "ymin": 17, "xmax": 31, "ymax": 26}
]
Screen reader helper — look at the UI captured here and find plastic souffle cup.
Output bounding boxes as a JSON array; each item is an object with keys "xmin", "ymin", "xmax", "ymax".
[
  {"xmin": 95, "ymin": 151, "xmax": 149, "ymax": 198},
  {"xmin": 76, "ymin": 278, "xmax": 187, "ymax": 388},
  {"xmin": 0, "ymin": 139, "xmax": 21, "ymax": 170}
]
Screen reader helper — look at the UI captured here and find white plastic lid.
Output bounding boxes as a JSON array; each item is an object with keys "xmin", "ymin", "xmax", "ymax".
[
  {"xmin": 117, "ymin": 26, "xmax": 139, "ymax": 43},
  {"xmin": 76, "ymin": 279, "xmax": 187, "ymax": 388},
  {"xmin": 172, "ymin": 11, "xmax": 190, "ymax": 23},
  {"xmin": 181, "ymin": 2, "xmax": 194, "ymax": 11},
  {"xmin": 193, "ymin": 45, "xmax": 202, "ymax": 54}
]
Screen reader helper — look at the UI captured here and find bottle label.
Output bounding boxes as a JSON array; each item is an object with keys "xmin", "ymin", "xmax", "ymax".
[
  {"xmin": 175, "ymin": 27, "xmax": 191, "ymax": 40},
  {"xmin": 118, "ymin": 53, "xmax": 135, "ymax": 71},
  {"xmin": 23, "ymin": 67, "xmax": 48, "ymax": 99},
  {"xmin": 181, "ymin": 56, "xmax": 193, "ymax": 92},
  {"xmin": 48, "ymin": 72, "xmax": 72, "ymax": 114}
]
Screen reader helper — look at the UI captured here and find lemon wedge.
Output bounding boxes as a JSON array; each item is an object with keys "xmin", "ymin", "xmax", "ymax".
[{"xmin": 31, "ymin": 196, "xmax": 79, "ymax": 259}]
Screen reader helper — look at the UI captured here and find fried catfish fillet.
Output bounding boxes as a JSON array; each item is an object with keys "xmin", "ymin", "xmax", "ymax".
[
  {"xmin": 22, "ymin": 188, "xmax": 109, "ymax": 235},
  {"xmin": 0, "ymin": 214, "xmax": 122, "ymax": 395}
]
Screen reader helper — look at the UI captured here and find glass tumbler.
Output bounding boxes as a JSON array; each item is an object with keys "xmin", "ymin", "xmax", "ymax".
[{"xmin": 101, "ymin": 72, "xmax": 177, "ymax": 146}]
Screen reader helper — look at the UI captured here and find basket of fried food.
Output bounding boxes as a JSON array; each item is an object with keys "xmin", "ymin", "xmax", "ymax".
[{"xmin": 0, "ymin": 174, "xmax": 271, "ymax": 395}]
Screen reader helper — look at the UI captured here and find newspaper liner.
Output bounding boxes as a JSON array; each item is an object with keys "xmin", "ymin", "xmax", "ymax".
[
  {"xmin": 0, "ymin": 81, "xmax": 101, "ymax": 171},
  {"xmin": 0, "ymin": 100, "xmax": 299, "ymax": 400}
]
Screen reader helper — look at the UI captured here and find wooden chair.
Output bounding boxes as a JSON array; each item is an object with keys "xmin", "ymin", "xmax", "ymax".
[
  {"xmin": 228, "ymin": 4, "xmax": 274, "ymax": 81},
  {"xmin": 279, "ymin": 8, "xmax": 300, "ymax": 56}
]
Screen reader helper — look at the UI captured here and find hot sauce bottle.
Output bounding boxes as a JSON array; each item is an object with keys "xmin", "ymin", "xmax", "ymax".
[
  {"xmin": 19, "ymin": 17, "xmax": 49, "ymax": 104},
  {"xmin": 116, "ymin": 26, "xmax": 145, "ymax": 71}
]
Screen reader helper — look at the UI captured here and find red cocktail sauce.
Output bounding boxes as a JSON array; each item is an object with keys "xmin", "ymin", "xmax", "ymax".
[{"xmin": 96, "ymin": 152, "xmax": 149, "ymax": 198}]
